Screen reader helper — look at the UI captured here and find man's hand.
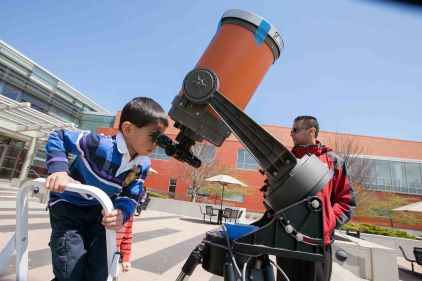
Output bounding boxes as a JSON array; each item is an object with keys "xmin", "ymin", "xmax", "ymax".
[
  {"xmin": 121, "ymin": 261, "xmax": 131, "ymax": 272},
  {"xmin": 102, "ymin": 209, "xmax": 124, "ymax": 231},
  {"xmin": 45, "ymin": 172, "xmax": 80, "ymax": 193}
]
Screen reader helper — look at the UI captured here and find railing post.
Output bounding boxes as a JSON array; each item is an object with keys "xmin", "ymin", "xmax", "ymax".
[{"xmin": 14, "ymin": 178, "xmax": 119, "ymax": 281}]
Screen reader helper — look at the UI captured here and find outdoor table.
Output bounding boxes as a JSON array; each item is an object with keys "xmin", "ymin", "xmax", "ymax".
[{"xmin": 215, "ymin": 208, "xmax": 223, "ymax": 224}]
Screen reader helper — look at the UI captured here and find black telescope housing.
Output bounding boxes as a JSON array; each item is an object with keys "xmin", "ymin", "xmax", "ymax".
[{"xmin": 167, "ymin": 68, "xmax": 333, "ymax": 281}]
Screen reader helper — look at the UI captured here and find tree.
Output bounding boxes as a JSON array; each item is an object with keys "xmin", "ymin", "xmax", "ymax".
[
  {"xmin": 174, "ymin": 142, "xmax": 250, "ymax": 203},
  {"xmin": 174, "ymin": 142, "xmax": 220, "ymax": 202},
  {"xmin": 326, "ymin": 135, "xmax": 373, "ymax": 206}
]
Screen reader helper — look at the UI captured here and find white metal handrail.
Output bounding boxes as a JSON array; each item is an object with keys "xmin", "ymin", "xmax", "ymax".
[{"xmin": 0, "ymin": 178, "xmax": 120, "ymax": 281}]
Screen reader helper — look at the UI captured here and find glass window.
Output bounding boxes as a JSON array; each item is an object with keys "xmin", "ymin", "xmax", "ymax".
[
  {"xmin": 361, "ymin": 158, "xmax": 422, "ymax": 195},
  {"xmin": 202, "ymin": 145, "xmax": 216, "ymax": 164},
  {"xmin": 390, "ymin": 161, "xmax": 406, "ymax": 187},
  {"xmin": 0, "ymin": 82, "xmax": 22, "ymax": 101},
  {"xmin": 150, "ymin": 147, "xmax": 169, "ymax": 160},
  {"xmin": 168, "ymin": 178, "xmax": 177, "ymax": 192},
  {"xmin": 405, "ymin": 162, "xmax": 421, "ymax": 188},
  {"xmin": 362, "ymin": 159, "xmax": 376, "ymax": 188},
  {"xmin": 79, "ymin": 114, "xmax": 115, "ymax": 132},
  {"xmin": 21, "ymin": 93, "xmax": 49, "ymax": 112},
  {"xmin": 168, "ymin": 178, "xmax": 177, "ymax": 198},
  {"xmin": 375, "ymin": 160, "xmax": 391, "ymax": 186},
  {"xmin": 32, "ymin": 66, "xmax": 58, "ymax": 87},
  {"xmin": 223, "ymin": 194, "xmax": 245, "ymax": 201},
  {"xmin": 49, "ymin": 108, "xmax": 71, "ymax": 122},
  {"xmin": 237, "ymin": 148, "xmax": 259, "ymax": 170}
]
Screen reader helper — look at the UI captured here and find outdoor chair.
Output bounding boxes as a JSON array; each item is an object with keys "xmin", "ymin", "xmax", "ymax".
[
  {"xmin": 199, "ymin": 205, "xmax": 217, "ymax": 223},
  {"xmin": 399, "ymin": 245, "xmax": 422, "ymax": 275},
  {"xmin": 199, "ymin": 205, "xmax": 207, "ymax": 222},
  {"xmin": 234, "ymin": 210, "xmax": 243, "ymax": 223},
  {"xmin": 222, "ymin": 208, "xmax": 233, "ymax": 222},
  {"xmin": 227, "ymin": 209, "xmax": 239, "ymax": 223}
]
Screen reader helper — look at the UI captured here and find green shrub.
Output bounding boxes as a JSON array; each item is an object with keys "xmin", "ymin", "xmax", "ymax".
[
  {"xmin": 341, "ymin": 223, "xmax": 416, "ymax": 239},
  {"xmin": 148, "ymin": 191, "xmax": 168, "ymax": 199}
]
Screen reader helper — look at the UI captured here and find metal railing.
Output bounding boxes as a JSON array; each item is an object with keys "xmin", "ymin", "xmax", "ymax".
[{"xmin": 0, "ymin": 178, "xmax": 120, "ymax": 281}]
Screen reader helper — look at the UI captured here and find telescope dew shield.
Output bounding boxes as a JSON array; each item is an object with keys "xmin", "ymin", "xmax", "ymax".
[{"xmin": 169, "ymin": 9, "xmax": 283, "ymax": 146}]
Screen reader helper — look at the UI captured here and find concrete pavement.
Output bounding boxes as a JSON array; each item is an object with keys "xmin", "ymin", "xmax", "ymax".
[{"xmin": 0, "ymin": 199, "xmax": 420, "ymax": 281}]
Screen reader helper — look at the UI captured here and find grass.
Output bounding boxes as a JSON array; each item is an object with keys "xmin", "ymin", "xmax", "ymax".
[{"xmin": 341, "ymin": 222, "xmax": 416, "ymax": 239}]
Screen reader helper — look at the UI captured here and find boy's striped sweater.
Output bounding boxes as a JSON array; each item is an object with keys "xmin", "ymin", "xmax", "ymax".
[{"xmin": 45, "ymin": 130, "xmax": 150, "ymax": 222}]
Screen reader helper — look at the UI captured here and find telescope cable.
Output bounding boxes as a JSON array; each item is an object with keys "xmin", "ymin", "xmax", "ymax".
[
  {"xmin": 242, "ymin": 257, "xmax": 252, "ymax": 281},
  {"xmin": 269, "ymin": 258, "xmax": 290, "ymax": 281},
  {"xmin": 221, "ymin": 224, "xmax": 242, "ymax": 278}
]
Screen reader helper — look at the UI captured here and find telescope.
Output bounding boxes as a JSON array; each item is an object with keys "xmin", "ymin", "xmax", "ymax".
[{"xmin": 154, "ymin": 9, "xmax": 333, "ymax": 280}]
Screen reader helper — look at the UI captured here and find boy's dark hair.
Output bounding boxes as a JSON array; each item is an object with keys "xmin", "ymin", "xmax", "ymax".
[
  {"xmin": 294, "ymin": 115, "xmax": 319, "ymax": 137},
  {"xmin": 119, "ymin": 97, "xmax": 168, "ymax": 131}
]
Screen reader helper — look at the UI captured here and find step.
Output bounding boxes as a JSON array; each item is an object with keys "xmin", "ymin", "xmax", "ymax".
[
  {"xmin": 0, "ymin": 190, "xmax": 18, "ymax": 196},
  {"xmin": 0, "ymin": 186, "xmax": 19, "ymax": 192},
  {"xmin": 0, "ymin": 195, "xmax": 38, "ymax": 202}
]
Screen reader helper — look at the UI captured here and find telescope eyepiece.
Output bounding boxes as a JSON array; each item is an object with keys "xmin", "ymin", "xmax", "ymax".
[{"xmin": 152, "ymin": 132, "xmax": 202, "ymax": 168}]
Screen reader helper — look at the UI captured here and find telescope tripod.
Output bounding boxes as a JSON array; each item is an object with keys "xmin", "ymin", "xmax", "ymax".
[{"xmin": 176, "ymin": 241, "xmax": 278, "ymax": 281}]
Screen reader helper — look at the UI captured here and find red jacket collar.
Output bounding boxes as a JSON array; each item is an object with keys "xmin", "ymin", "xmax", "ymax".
[{"xmin": 291, "ymin": 141, "xmax": 332, "ymax": 158}]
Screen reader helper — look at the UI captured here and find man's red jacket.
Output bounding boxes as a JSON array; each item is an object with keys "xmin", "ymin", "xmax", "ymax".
[{"xmin": 292, "ymin": 141, "xmax": 356, "ymax": 245}]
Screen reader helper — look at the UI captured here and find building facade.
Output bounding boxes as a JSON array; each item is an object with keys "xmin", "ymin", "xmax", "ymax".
[
  {"xmin": 0, "ymin": 40, "xmax": 110, "ymax": 179},
  {"xmin": 98, "ymin": 114, "xmax": 422, "ymax": 214}
]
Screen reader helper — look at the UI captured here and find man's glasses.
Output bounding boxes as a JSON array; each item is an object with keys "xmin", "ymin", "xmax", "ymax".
[{"xmin": 291, "ymin": 127, "xmax": 309, "ymax": 134}]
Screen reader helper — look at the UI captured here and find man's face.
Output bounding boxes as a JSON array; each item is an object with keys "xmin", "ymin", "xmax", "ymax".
[{"xmin": 290, "ymin": 120, "xmax": 315, "ymax": 146}]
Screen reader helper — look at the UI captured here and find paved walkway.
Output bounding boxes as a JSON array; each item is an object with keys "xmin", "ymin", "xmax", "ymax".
[{"xmin": 0, "ymin": 200, "xmax": 420, "ymax": 281}]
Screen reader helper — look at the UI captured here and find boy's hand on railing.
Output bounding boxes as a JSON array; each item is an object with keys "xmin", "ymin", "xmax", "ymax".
[
  {"xmin": 121, "ymin": 262, "xmax": 131, "ymax": 272},
  {"xmin": 45, "ymin": 172, "xmax": 81, "ymax": 193},
  {"xmin": 101, "ymin": 209, "xmax": 124, "ymax": 231}
]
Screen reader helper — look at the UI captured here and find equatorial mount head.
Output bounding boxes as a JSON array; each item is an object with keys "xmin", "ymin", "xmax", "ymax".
[{"xmin": 183, "ymin": 68, "xmax": 219, "ymax": 104}]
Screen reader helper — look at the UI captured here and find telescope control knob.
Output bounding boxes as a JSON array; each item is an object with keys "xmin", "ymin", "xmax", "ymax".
[
  {"xmin": 311, "ymin": 200, "xmax": 320, "ymax": 209},
  {"xmin": 285, "ymin": 225, "xmax": 293, "ymax": 234},
  {"xmin": 295, "ymin": 233, "xmax": 304, "ymax": 242},
  {"xmin": 183, "ymin": 68, "xmax": 219, "ymax": 104}
]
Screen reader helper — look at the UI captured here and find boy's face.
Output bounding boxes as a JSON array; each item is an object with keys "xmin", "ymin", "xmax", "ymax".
[{"xmin": 122, "ymin": 122, "xmax": 166, "ymax": 158}]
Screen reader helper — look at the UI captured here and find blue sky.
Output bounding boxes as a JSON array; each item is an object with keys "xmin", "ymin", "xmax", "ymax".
[{"xmin": 1, "ymin": 1, "xmax": 421, "ymax": 141}]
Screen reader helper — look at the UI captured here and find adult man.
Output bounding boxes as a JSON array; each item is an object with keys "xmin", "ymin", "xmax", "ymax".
[{"xmin": 277, "ymin": 116, "xmax": 356, "ymax": 281}]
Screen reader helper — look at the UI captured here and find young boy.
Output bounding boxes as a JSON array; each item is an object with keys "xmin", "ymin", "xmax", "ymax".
[{"xmin": 45, "ymin": 97, "xmax": 168, "ymax": 281}]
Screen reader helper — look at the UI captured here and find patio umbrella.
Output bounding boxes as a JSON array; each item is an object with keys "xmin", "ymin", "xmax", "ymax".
[
  {"xmin": 392, "ymin": 201, "xmax": 422, "ymax": 213},
  {"xmin": 205, "ymin": 174, "xmax": 247, "ymax": 209}
]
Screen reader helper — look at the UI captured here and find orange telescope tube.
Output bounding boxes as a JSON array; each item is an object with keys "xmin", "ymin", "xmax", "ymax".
[
  {"xmin": 182, "ymin": 9, "xmax": 283, "ymax": 110},
  {"xmin": 170, "ymin": 9, "xmax": 283, "ymax": 146}
]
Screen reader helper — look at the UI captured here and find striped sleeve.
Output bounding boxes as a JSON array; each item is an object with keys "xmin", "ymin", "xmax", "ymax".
[
  {"xmin": 115, "ymin": 163, "xmax": 150, "ymax": 223},
  {"xmin": 45, "ymin": 130, "xmax": 85, "ymax": 175},
  {"xmin": 116, "ymin": 216, "xmax": 134, "ymax": 262}
]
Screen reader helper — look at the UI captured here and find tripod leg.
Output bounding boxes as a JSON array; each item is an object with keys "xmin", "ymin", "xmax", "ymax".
[
  {"xmin": 224, "ymin": 262, "xmax": 236, "ymax": 281},
  {"xmin": 263, "ymin": 264, "xmax": 275, "ymax": 281},
  {"xmin": 175, "ymin": 242, "xmax": 206, "ymax": 281}
]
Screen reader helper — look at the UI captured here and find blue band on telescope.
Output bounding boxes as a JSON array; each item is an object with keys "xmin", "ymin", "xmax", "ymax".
[
  {"xmin": 253, "ymin": 20, "xmax": 271, "ymax": 47},
  {"xmin": 211, "ymin": 19, "xmax": 222, "ymax": 42},
  {"xmin": 216, "ymin": 18, "xmax": 222, "ymax": 33}
]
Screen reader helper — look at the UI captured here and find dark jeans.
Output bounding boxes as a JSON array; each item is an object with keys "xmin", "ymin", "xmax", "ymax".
[
  {"xmin": 49, "ymin": 201, "xmax": 108, "ymax": 281},
  {"xmin": 276, "ymin": 245, "xmax": 332, "ymax": 281}
]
